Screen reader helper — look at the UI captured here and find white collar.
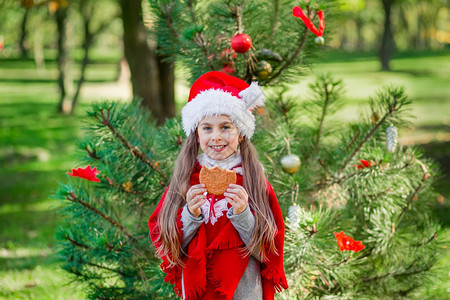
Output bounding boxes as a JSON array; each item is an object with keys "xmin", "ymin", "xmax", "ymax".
[{"xmin": 197, "ymin": 151, "xmax": 242, "ymax": 170}]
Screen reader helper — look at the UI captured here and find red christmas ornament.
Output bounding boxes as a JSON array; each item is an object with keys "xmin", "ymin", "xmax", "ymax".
[
  {"xmin": 292, "ymin": 6, "xmax": 325, "ymax": 37},
  {"xmin": 334, "ymin": 231, "xmax": 365, "ymax": 252},
  {"xmin": 220, "ymin": 63, "xmax": 236, "ymax": 75},
  {"xmin": 67, "ymin": 165, "xmax": 101, "ymax": 182},
  {"xmin": 220, "ymin": 48, "xmax": 237, "ymax": 60},
  {"xmin": 231, "ymin": 33, "xmax": 252, "ymax": 53},
  {"xmin": 354, "ymin": 159, "xmax": 373, "ymax": 170}
]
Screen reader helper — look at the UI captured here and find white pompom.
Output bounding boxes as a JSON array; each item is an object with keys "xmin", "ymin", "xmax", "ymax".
[{"xmin": 239, "ymin": 82, "xmax": 265, "ymax": 110}]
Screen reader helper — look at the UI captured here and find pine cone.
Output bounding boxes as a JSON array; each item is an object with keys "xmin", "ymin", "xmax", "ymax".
[
  {"xmin": 386, "ymin": 124, "xmax": 398, "ymax": 153},
  {"xmin": 288, "ymin": 205, "xmax": 302, "ymax": 225}
]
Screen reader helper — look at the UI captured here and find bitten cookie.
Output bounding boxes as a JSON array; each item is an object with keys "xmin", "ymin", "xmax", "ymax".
[{"xmin": 199, "ymin": 166, "xmax": 237, "ymax": 195}]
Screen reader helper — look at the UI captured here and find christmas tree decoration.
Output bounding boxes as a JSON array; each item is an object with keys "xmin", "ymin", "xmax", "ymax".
[
  {"xmin": 122, "ymin": 181, "xmax": 132, "ymax": 192},
  {"xmin": 256, "ymin": 48, "xmax": 282, "ymax": 62},
  {"xmin": 67, "ymin": 165, "xmax": 101, "ymax": 182},
  {"xmin": 292, "ymin": 6, "xmax": 325, "ymax": 37},
  {"xmin": 288, "ymin": 204, "xmax": 302, "ymax": 225},
  {"xmin": 220, "ymin": 63, "xmax": 236, "ymax": 75},
  {"xmin": 371, "ymin": 112, "xmax": 380, "ymax": 124},
  {"xmin": 220, "ymin": 48, "xmax": 238, "ymax": 61},
  {"xmin": 354, "ymin": 159, "xmax": 373, "ymax": 169},
  {"xmin": 314, "ymin": 36, "xmax": 325, "ymax": 46},
  {"xmin": 281, "ymin": 154, "xmax": 301, "ymax": 174},
  {"xmin": 386, "ymin": 124, "xmax": 398, "ymax": 153},
  {"xmin": 255, "ymin": 60, "xmax": 272, "ymax": 80},
  {"xmin": 231, "ymin": 33, "xmax": 252, "ymax": 54},
  {"xmin": 334, "ymin": 231, "xmax": 365, "ymax": 252}
]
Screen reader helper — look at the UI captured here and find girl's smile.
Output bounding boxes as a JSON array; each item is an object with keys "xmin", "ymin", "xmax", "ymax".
[{"xmin": 197, "ymin": 115, "xmax": 242, "ymax": 160}]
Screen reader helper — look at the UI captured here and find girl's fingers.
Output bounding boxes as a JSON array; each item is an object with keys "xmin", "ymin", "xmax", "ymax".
[
  {"xmin": 189, "ymin": 194, "xmax": 206, "ymax": 205},
  {"xmin": 187, "ymin": 185, "xmax": 207, "ymax": 201},
  {"xmin": 227, "ymin": 185, "xmax": 248, "ymax": 197},
  {"xmin": 225, "ymin": 197, "xmax": 236, "ymax": 206},
  {"xmin": 191, "ymin": 197, "xmax": 207, "ymax": 209},
  {"xmin": 224, "ymin": 191, "xmax": 247, "ymax": 204}
]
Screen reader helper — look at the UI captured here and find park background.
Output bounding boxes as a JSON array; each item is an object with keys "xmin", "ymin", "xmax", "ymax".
[{"xmin": 0, "ymin": 0, "xmax": 449, "ymax": 299}]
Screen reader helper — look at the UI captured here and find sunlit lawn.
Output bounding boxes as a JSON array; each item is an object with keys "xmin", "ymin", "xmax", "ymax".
[{"xmin": 0, "ymin": 50, "xmax": 449, "ymax": 299}]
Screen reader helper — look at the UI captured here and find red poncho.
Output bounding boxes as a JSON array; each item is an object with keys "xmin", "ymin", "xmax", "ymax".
[{"xmin": 148, "ymin": 162, "xmax": 288, "ymax": 299}]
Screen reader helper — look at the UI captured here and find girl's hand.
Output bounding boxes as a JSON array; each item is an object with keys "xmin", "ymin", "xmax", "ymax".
[
  {"xmin": 224, "ymin": 184, "xmax": 249, "ymax": 215},
  {"xmin": 186, "ymin": 184, "xmax": 207, "ymax": 218}
]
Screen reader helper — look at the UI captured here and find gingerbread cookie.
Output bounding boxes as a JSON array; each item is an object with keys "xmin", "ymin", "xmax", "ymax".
[{"xmin": 199, "ymin": 166, "xmax": 237, "ymax": 195}]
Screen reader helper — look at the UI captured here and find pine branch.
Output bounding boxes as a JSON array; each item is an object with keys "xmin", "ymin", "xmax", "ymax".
[
  {"xmin": 105, "ymin": 176, "xmax": 149, "ymax": 195},
  {"xmin": 269, "ymin": 0, "xmax": 280, "ymax": 47},
  {"xmin": 317, "ymin": 158, "xmax": 329, "ymax": 176},
  {"xmin": 135, "ymin": 202, "xmax": 145, "ymax": 232},
  {"xmin": 186, "ymin": 0, "xmax": 197, "ymax": 23},
  {"xmin": 362, "ymin": 264, "xmax": 432, "ymax": 283},
  {"xmin": 161, "ymin": 3, "xmax": 180, "ymax": 39},
  {"xmin": 312, "ymin": 80, "xmax": 331, "ymax": 159},
  {"xmin": 345, "ymin": 131, "xmax": 360, "ymax": 151},
  {"xmin": 98, "ymin": 109, "xmax": 167, "ymax": 186},
  {"xmin": 395, "ymin": 159, "xmax": 429, "ymax": 225},
  {"xmin": 86, "ymin": 261, "xmax": 129, "ymax": 277},
  {"xmin": 67, "ymin": 191, "xmax": 137, "ymax": 241},
  {"xmin": 84, "ymin": 145, "xmax": 101, "ymax": 160},
  {"xmin": 227, "ymin": 1, "xmax": 244, "ymax": 34},
  {"xmin": 307, "ymin": 159, "xmax": 413, "ymax": 192},
  {"xmin": 339, "ymin": 93, "xmax": 401, "ymax": 172},
  {"xmin": 66, "ymin": 235, "xmax": 90, "ymax": 249},
  {"xmin": 266, "ymin": 27, "xmax": 309, "ymax": 84},
  {"xmin": 192, "ymin": 32, "xmax": 215, "ymax": 71}
]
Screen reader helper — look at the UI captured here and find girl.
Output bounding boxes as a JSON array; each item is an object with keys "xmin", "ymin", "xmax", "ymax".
[{"xmin": 148, "ymin": 71, "xmax": 287, "ymax": 300}]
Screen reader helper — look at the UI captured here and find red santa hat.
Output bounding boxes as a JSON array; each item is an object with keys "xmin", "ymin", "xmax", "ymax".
[{"xmin": 181, "ymin": 71, "xmax": 265, "ymax": 139}]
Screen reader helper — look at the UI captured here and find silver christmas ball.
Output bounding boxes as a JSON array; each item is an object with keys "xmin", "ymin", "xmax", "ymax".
[
  {"xmin": 281, "ymin": 154, "xmax": 301, "ymax": 174},
  {"xmin": 314, "ymin": 36, "xmax": 325, "ymax": 46}
]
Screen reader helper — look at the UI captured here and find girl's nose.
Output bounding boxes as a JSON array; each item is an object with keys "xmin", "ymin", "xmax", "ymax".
[{"xmin": 212, "ymin": 129, "xmax": 222, "ymax": 141}]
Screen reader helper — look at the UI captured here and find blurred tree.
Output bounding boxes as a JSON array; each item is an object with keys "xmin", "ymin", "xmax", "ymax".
[
  {"xmin": 70, "ymin": 0, "xmax": 119, "ymax": 114},
  {"xmin": 379, "ymin": 0, "xmax": 396, "ymax": 70},
  {"xmin": 338, "ymin": 0, "xmax": 366, "ymax": 51},
  {"xmin": 18, "ymin": 5, "xmax": 30, "ymax": 57},
  {"xmin": 120, "ymin": 0, "xmax": 175, "ymax": 124},
  {"xmin": 54, "ymin": 1, "xmax": 73, "ymax": 114}
]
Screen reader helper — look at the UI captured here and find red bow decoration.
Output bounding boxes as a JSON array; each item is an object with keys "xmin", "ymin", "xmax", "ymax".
[
  {"xmin": 354, "ymin": 159, "xmax": 373, "ymax": 170},
  {"xmin": 334, "ymin": 231, "xmax": 365, "ymax": 252},
  {"xmin": 67, "ymin": 165, "xmax": 101, "ymax": 182},
  {"xmin": 292, "ymin": 6, "xmax": 325, "ymax": 37}
]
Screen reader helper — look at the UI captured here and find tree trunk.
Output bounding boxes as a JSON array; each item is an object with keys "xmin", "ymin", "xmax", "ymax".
[
  {"xmin": 20, "ymin": 8, "xmax": 29, "ymax": 58},
  {"xmin": 119, "ymin": 0, "xmax": 175, "ymax": 124},
  {"xmin": 56, "ymin": 7, "xmax": 72, "ymax": 114},
  {"xmin": 71, "ymin": 11, "xmax": 93, "ymax": 114},
  {"xmin": 356, "ymin": 15, "xmax": 364, "ymax": 51},
  {"xmin": 379, "ymin": 0, "xmax": 395, "ymax": 71},
  {"xmin": 157, "ymin": 52, "xmax": 175, "ymax": 120}
]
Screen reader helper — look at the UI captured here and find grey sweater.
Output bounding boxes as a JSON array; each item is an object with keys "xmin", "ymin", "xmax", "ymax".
[{"xmin": 181, "ymin": 205, "xmax": 263, "ymax": 300}]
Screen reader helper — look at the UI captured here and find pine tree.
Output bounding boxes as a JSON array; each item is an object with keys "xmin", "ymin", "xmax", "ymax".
[{"xmin": 56, "ymin": 0, "xmax": 444, "ymax": 299}]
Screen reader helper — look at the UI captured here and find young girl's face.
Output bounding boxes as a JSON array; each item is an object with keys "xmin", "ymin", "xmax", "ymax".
[{"xmin": 197, "ymin": 114, "xmax": 242, "ymax": 161}]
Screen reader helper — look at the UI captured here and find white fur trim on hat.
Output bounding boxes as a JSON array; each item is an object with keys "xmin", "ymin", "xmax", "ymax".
[{"xmin": 182, "ymin": 89, "xmax": 258, "ymax": 139}]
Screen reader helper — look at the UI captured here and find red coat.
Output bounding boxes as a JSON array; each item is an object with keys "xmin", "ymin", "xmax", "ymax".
[{"xmin": 148, "ymin": 162, "xmax": 288, "ymax": 299}]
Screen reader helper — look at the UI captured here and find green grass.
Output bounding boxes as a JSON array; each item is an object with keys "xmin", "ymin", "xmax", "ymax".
[{"xmin": 0, "ymin": 50, "xmax": 449, "ymax": 299}]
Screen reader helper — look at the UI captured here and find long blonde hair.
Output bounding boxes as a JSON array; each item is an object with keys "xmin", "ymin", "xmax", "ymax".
[{"xmin": 155, "ymin": 134, "xmax": 278, "ymax": 266}]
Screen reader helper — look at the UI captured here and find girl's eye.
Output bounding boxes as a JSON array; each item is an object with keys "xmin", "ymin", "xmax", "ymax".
[
  {"xmin": 203, "ymin": 127, "xmax": 211, "ymax": 131},
  {"xmin": 221, "ymin": 126, "xmax": 229, "ymax": 130}
]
